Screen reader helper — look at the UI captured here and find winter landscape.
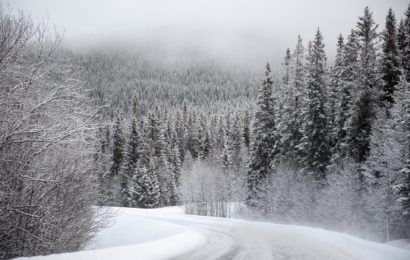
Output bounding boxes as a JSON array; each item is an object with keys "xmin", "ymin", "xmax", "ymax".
[{"xmin": 1, "ymin": 0, "xmax": 410, "ymax": 259}]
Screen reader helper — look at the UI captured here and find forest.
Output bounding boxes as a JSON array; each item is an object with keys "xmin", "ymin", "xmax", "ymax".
[{"xmin": 0, "ymin": 3, "xmax": 410, "ymax": 259}]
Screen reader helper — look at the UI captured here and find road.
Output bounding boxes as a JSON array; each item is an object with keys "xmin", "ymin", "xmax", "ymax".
[
  {"xmin": 134, "ymin": 208, "xmax": 410, "ymax": 260},
  {"xmin": 19, "ymin": 207, "xmax": 410, "ymax": 260}
]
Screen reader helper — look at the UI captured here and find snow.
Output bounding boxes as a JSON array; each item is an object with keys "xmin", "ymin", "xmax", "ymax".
[
  {"xmin": 16, "ymin": 206, "xmax": 410, "ymax": 260},
  {"xmin": 387, "ymin": 239, "xmax": 410, "ymax": 251}
]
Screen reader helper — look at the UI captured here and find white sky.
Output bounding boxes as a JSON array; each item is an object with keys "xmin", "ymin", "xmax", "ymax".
[{"xmin": 3, "ymin": 0, "xmax": 408, "ymax": 67}]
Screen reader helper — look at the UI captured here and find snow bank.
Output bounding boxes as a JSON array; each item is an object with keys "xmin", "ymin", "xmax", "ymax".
[
  {"xmin": 234, "ymin": 221, "xmax": 410, "ymax": 260},
  {"xmin": 16, "ymin": 207, "xmax": 207, "ymax": 260},
  {"xmin": 387, "ymin": 239, "xmax": 410, "ymax": 251}
]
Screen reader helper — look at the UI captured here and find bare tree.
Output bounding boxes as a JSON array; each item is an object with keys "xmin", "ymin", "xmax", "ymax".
[{"xmin": 0, "ymin": 6, "xmax": 103, "ymax": 258}]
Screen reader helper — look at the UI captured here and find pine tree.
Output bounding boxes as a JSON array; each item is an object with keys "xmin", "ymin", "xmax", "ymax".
[
  {"xmin": 94, "ymin": 126, "xmax": 110, "ymax": 205},
  {"xmin": 328, "ymin": 34, "xmax": 344, "ymax": 151},
  {"xmin": 283, "ymin": 48, "xmax": 292, "ymax": 86},
  {"xmin": 247, "ymin": 63, "xmax": 280, "ymax": 213},
  {"xmin": 346, "ymin": 7, "xmax": 379, "ymax": 163},
  {"xmin": 221, "ymin": 129, "xmax": 233, "ymax": 171},
  {"xmin": 293, "ymin": 35, "xmax": 306, "ymax": 93},
  {"xmin": 278, "ymin": 36, "xmax": 306, "ymax": 166},
  {"xmin": 299, "ymin": 29, "xmax": 329, "ymax": 178},
  {"xmin": 380, "ymin": 8, "xmax": 401, "ymax": 106},
  {"xmin": 175, "ymin": 111, "xmax": 186, "ymax": 163},
  {"xmin": 230, "ymin": 113, "xmax": 242, "ymax": 168},
  {"xmin": 331, "ymin": 30, "xmax": 359, "ymax": 163},
  {"xmin": 186, "ymin": 113, "xmax": 200, "ymax": 159},
  {"xmin": 132, "ymin": 160, "xmax": 160, "ymax": 208},
  {"xmin": 121, "ymin": 100, "xmax": 141, "ymax": 206},
  {"xmin": 111, "ymin": 115, "xmax": 125, "ymax": 177},
  {"xmin": 243, "ymin": 110, "xmax": 251, "ymax": 149},
  {"xmin": 199, "ymin": 117, "xmax": 211, "ymax": 160},
  {"xmin": 399, "ymin": 4, "xmax": 410, "ymax": 82}
]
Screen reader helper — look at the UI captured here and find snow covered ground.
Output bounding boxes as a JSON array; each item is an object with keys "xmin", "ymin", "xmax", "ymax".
[{"xmin": 17, "ymin": 206, "xmax": 410, "ymax": 260}]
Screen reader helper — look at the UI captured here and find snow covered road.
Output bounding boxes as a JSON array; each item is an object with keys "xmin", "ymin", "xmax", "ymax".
[{"xmin": 20, "ymin": 207, "xmax": 410, "ymax": 260}]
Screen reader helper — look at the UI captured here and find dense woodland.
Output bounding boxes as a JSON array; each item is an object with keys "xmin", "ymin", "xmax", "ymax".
[{"xmin": 1, "ymin": 3, "xmax": 410, "ymax": 258}]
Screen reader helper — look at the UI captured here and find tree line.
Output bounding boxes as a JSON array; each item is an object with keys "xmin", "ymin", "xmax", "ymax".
[{"xmin": 95, "ymin": 5, "xmax": 410, "ymax": 242}]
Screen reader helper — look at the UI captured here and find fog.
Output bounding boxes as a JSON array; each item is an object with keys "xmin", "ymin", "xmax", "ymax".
[{"xmin": 4, "ymin": 0, "xmax": 408, "ymax": 67}]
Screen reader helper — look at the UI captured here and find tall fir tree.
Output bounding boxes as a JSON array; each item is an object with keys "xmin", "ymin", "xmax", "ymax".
[
  {"xmin": 328, "ymin": 34, "xmax": 344, "ymax": 151},
  {"xmin": 299, "ymin": 29, "xmax": 329, "ymax": 178},
  {"xmin": 399, "ymin": 4, "xmax": 410, "ymax": 82},
  {"xmin": 380, "ymin": 8, "xmax": 401, "ymax": 106},
  {"xmin": 230, "ymin": 113, "xmax": 242, "ymax": 168},
  {"xmin": 221, "ymin": 129, "xmax": 233, "ymax": 171},
  {"xmin": 109, "ymin": 114, "xmax": 125, "ymax": 204},
  {"xmin": 132, "ymin": 159, "xmax": 160, "ymax": 208},
  {"xmin": 278, "ymin": 36, "xmax": 306, "ymax": 166},
  {"xmin": 243, "ymin": 110, "xmax": 251, "ymax": 149},
  {"xmin": 247, "ymin": 63, "xmax": 280, "ymax": 213},
  {"xmin": 346, "ymin": 7, "xmax": 379, "ymax": 163},
  {"xmin": 331, "ymin": 30, "xmax": 359, "ymax": 163},
  {"xmin": 111, "ymin": 115, "xmax": 125, "ymax": 177},
  {"xmin": 121, "ymin": 99, "xmax": 141, "ymax": 207}
]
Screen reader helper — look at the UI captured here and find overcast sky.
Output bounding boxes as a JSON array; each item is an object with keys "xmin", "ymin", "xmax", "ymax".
[{"xmin": 3, "ymin": 0, "xmax": 409, "ymax": 67}]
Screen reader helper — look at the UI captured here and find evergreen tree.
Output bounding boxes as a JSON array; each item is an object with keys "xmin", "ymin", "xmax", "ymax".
[
  {"xmin": 230, "ymin": 113, "xmax": 242, "ymax": 168},
  {"xmin": 278, "ymin": 36, "xmax": 306, "ymax": 166},
  {"xmin": 199, "ymin": 117, "xmax": 211, "ymax": 160},
  {"xmin": 299, "ymin": 29, "xmax": 329, "ymax": 178},
  {"xmin": 346, "ymin": 7, "xmax": 379, "ymax": 163},
  {"xmin": 121, "ymin": 99, "xmax": 141, "ymax": 206},
  {"xmin": 293, "ymin": 35, "xmax": 306, "ymax": 93},
  {"xmin": 110, "ymin": 115, "xmax": 125, "ymax": 177},
  {"xmin": 283, "ymin": 48, "xmax": 292, "ymax": 86},
  {"xmin": 94, "ymin": 126, "xmax": 110, "ymax": 205},
  {"xmin": 331, "ymin": 30, "xmax": 359, "ymax": 163},
  {"xmin": 247, "ymin": 63, "xmax": 280, "ymax": 213},
  {"xmin": 186, "ymin": 113, "xmax": 200, "ymax": 159},
  {"xmin": 380, "ymin": 8, "xmax": 401, "ymax": 106},
  {"xmin": 221, "ymin": 129, "xmax": 233, "ymax": 171},
  {"xmin": 243, "ymin": 110, "xmax": 251, "ymax": 149},
  {"xmin": 328, "ymin": 34, "xmax": 344, "ymax": 151},
  {"xmin": 107, "ymin": 115, "xmax": 125, "ymax": 204},
  {"xmin": 399, "ymin": 4, "xmax": 410, "ymax": 82},
  {"xmin": 132, "ymin": 160, "xmax": 160, "ymax": 208}
]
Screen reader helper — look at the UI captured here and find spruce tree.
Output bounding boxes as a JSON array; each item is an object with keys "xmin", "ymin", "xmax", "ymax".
[
  {"xmin": 380, "ymin": 8, "xmax": 401, "ymax": 106},
  {"xmin": 332, "ymin": 30, "xmax": 359, "ymax": 163},
  {"xmin": 247, "ymin": 63, "xmax": 279, "ymax": 213},
  {"xmin": 243, "ymin": 110, "xmax": 251, "ymax": 149},
  {"xmin": 293, "ymin": 35, "xmax": 306, "ymax": 92},
  {"xmin": 111, "ymin": 115, "xmax": 125, "ymax": 177},
  {"xmin": 132, "ymin": 160, "xmax": 160, "ymax": 208},
  {"xmin": 346, "ymin": 7, "xmax": 379, "ymax": 163},
  {"xmin": 328, "ymin": 34, "xmax": 344, "ymax": 151},
  {"xmin": 299, "ymin": 29, "xmax": 329, "ymax": 178},
  {"xmin": 221, "ymin": 129, "xmax": 233, "ymax": 171},
  {"xmin": 278, "ymin": 36, "xmax": 306, "ymax": 166},
  {"xmin": 121, "ymin": 101, "xmax": 141, "ymax": 207},
  {"xmin": 230, "ymin": 113, "xmax": 242, "ymax": 168},
  {"xmin": 108, "ymin": 115, "xmax": 125, "ymax": 204},
  {"xmin": 186, "ymin": 113, "xmax": 200, "ymax": 159},
  {"xmin": 399, "ymin": 4, "xmax": 410, "ymax": 82}
]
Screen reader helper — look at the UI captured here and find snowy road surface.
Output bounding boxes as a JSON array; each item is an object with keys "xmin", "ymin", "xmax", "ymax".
[{"xmin": 19, "ymin": 207, "xmax": 410, "ymax": 260}]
